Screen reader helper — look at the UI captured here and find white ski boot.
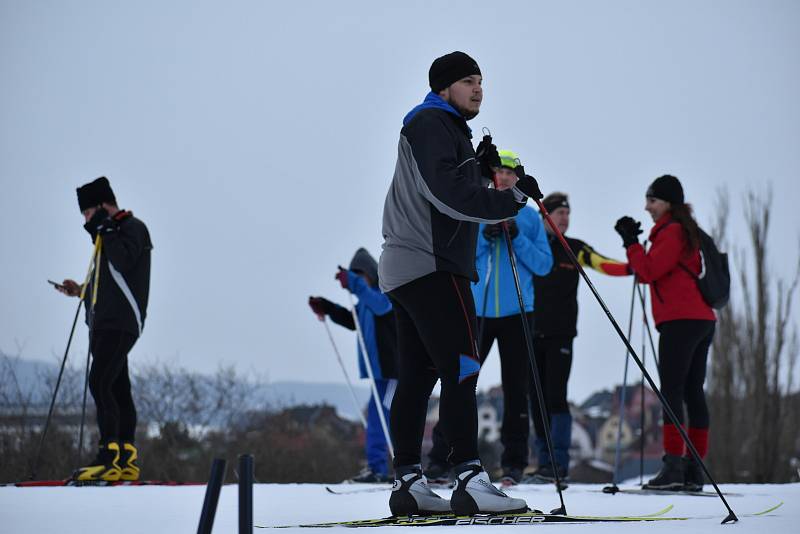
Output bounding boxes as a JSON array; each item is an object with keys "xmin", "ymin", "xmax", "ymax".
[
  {"xmin": 389, "ymin": 466, "xmax": 452, "ymax": 516},
  {"xmin": 450, "ymin": 463, "xmax": 528, "ymax": 515}
]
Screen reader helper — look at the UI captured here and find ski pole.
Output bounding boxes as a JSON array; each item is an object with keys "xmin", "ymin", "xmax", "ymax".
[
  {"xmin": 530, "ymin": 182, "xmax": 737, "ymax": 523},
  {"xmin": 476, "ymin": 249, "xmax": 493, "ymax": 344},
  {"xmin": 320, "ymin": 317, "xmax": 368, "ymax": 429},
  {"xmin": 344, "ymin": 290, "xmax": 395, "ymax": 459},
  {"xmin": 639, "ymin": 284, "xmax": 647, "ymax": 485},
  {"xmin": 30, "ymin": 238, "xmax": 101, "ymax": 480},
  {"xmin": 484, "ymin": 135, "xmax": 566, "ymax": 514},
  {"xmin": 603, "ymin": 276, "xmax": 638, "ymax": 493},
  {"xmin": 77, "ymin": 235, "xmax": 103, "ymax": 466},
  {"xmin": 634, "ymin": 281, "xmax": 660, "ymax": 483}
]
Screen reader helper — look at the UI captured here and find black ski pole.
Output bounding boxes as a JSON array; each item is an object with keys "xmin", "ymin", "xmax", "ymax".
[
  {"xmin": 238, "ymin": 454, "xmax": 254, "ymax": 534},
  {"xmin": 530, "ymin": 179, "xmax": 737, "ymax": 524},
  {"xmin": 603, "ymin": 276, "xmax": 638, "ymax": 494},
  {"xmin": 635, "ymin": 281, "xmax": 659, "ymax": 484},
  {"xmin": 32, "ymin": 240, "xmax": 100, "ymax": 479},
  {"xmin": 498, "ymin": 220, "xmax": 567, "ymax": 514},
  {"xmin": 482, "ymin": 133, "xmax": 566, "ymax": 514},
  {"xmin": 31, "ymin": 299, "xmax": 83, "ymax": 480},
  {"xmin": 639, "ymin": 284, "xmax": 646, "ymax": 485},
  {"xmin": 198, "ymin": 457, "xmax": 227, "ymax": 534},
  {"xmin": 477, "ymin": 252, "xmax": 493, "ymax": 347},
  {"xmin": 77, "ymin": 236, "xmax": 103, "ymax": 467}
]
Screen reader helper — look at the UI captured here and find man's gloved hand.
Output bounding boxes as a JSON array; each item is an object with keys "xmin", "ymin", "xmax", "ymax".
[
  {"xmin": 482, "ymin": 223, "xmax": 503, "ymax": 241},
  {"xmin": 614, "ymin": 216, "xmax": 643, "ymax": 248},
  {"xmin": 96, "ymin": 214, "xmax": 120, "ymax": 236},
  {"xmin": 335, "ymin": 267, "xmax": 350, "ymax": 289},
  {"xmin": 308, "ymin": 296, "xmax": 334, "ymax": 318},
  {"xmin": 512, "ymin": 165, "xmax": 543, "ymax": 200},
  {"xmin": 505, "ymin": 218, "xmax": 519, "ymax": 239},
  {"xmin": 476, "ymin": 137, "xmax": 501, "ymax": 179},
  {"xmin": 83, "ymin": 208, "xmax": 109, "ymax": 239},
  {"xmin": 482, "ymin": 219, "xmax": 519, "ymax": 241}
]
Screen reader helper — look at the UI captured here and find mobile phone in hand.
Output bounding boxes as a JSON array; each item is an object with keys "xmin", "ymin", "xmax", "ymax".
[{"xmin": 47, "ymin": 279, "xmax": 65, "ymax": 290}]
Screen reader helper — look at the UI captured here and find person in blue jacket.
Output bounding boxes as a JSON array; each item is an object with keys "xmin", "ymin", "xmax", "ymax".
[
  {"xmin": 425, "ymin": 150, "xmax": 553, "ymax": 485},
  {"xmin": 309, "ymin": 248, "xmax": 398, "ymax": 483}
]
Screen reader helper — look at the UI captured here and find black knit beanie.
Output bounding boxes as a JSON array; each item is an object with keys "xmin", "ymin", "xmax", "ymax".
[
  {"xmin": 646, "ymin": 175, "xmax": 684, "ymax": 205},
  {"xmin": 77, "ymin": 176, "xmax": 117, "ymax": 211},
  {"xmin": 542, "ymin": 192, "xmax": 570, "ymax": 214},
  {"xmin": 429, "ymin": 51, "xmax": 481, "ymax": 93}
]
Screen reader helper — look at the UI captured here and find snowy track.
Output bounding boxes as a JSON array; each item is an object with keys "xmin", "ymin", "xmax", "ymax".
[{"xmin": 1, "ymin": 482, "xmax": 796, "ymax": 533}]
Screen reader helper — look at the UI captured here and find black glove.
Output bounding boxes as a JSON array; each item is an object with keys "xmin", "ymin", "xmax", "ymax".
[
  {"xmin": 475, "ymin": 135, "xmax": 501, "ymax": 179},
  {"xmin": 308, "ymin": 296, "xmax": 335, "ymax": 317},
  {"xmin": 482, "ymin": 223, "xmax": 502, "ymax": 241},
  {"xmin": 614, "ymin": 216, "xmax": 643, "ymax": 248},
  {"xmin": 482, "ymin": 219, "xmax": 519, "ymax": 241},
  {"xmin": 512, "ymin": 165, "xmax": 543, "ymax": 200},
  {"xmin": 83, "ymin": 208, "xmax": 109, "ymax": 239},
  {"xmin": 505, "ymin": 218, "xmax": 519, "ymax": 239}
]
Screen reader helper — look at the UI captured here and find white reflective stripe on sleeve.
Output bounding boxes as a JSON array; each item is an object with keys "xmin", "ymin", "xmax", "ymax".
[
  {"xmin": 383, "ymin": 379, "xmax": 397, "ymax": 410},
  {"xmin": 107, "ymin": 260, "xmax": 143, "ymax": 335}
]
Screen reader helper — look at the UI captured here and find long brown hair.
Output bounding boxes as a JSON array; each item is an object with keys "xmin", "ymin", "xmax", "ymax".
[{"xmin": 670, "ymin": 203, "xmax": 701, "ymax": 251}]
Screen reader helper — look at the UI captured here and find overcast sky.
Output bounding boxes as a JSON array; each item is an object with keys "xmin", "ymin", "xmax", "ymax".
[{"xmin": 2, "ymin": 0, "xmax": 798, "ymax": 403}]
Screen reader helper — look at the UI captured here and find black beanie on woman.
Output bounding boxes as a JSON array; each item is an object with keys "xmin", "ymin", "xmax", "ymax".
[{"xmin": 646, "ymin": 174, "xmax": 684, "ymax": 205}]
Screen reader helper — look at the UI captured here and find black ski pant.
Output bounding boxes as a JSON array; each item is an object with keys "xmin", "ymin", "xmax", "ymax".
[
  {"xmin": 388, "ymin": 271, "xmax": 481, "ymax": 468},
  {"xmin": 428, "ymin": 313, "xmax": 534, "ymax": 470},
  {"xmin": 656, "ymin": 319, "xmax": 715, "ymax": 428},
  {"xmin": 529, "ymin": 335, "xmax": 574, "ymax": 469},
  {"xmin": 89, "ymin": 329, "xmax": 138, "ymax": 444}
]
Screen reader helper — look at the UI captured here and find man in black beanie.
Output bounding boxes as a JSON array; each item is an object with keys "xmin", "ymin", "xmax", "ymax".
[
  {"xmin": 56, "ymin": 176, "xmax": 152, "ymax": 482},
  {"xmin": 378, "ymin": 51, "xmax": 543, "ymax": 516}
]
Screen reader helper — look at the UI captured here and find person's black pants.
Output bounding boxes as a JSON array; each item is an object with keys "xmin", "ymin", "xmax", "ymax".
[
  {"xmin": 656, "ymin": 319, "xmax": 716, "ymax": 428},
  {"xmin": 428, "ymin": 313, "xmax": 534, "ymax": 469},
  {"xmin": 529, "ymin": 335, "xmax": 574, "ymax": 470},
  {"xmin": 388, "ymin": 271, "xmax": 481, "ymax": 468},
  {"xmin": 89, "ymin": 329, "xmax": 138, "ymax": 444}
]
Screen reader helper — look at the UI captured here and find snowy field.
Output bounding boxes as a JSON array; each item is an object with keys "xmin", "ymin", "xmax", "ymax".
[{"xmin": 1, "ymin": 482, "xmax": 796, "ymax": 533}]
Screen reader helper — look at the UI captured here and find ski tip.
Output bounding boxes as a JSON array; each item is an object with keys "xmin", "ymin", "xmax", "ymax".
[{"xmin": 753, "ymin": 501, "xmax": 784, "ymax": 516}]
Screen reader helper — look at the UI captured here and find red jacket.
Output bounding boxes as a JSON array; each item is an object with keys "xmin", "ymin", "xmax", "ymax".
[{"xmin": 626, "ymin": 213, "xmax": 716, "ymax": 326}]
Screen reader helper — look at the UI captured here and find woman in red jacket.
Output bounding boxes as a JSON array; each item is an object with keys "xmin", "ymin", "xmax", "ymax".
[{"xmin": 614, "ymin": 175, "xmax": 716, "ymax": 491}]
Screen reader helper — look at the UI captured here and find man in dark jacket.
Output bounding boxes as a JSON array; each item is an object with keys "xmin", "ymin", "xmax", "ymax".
[
  {"xmin": 309, "ymin": 248, "xmax": 397, "ymax": 483},
  {"xmin": 57, "ymin": 176, "xmax": 152, "ymax": 482},
  {"xmin": 378, "ymin": 51, "xmax": 542, "ymax": 516},
  {"xmin": 527, "ymin": 192, "xmax": 628, "ymax": 484}
]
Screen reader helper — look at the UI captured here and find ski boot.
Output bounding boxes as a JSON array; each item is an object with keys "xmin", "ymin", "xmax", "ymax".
[
  {"xmin": 119, "ymin": 442, "xmax": 140, "ymax": 481},
  {"xmin": 424, "ymin": 460, "xmax": 452, "ymax": 487},
  {"xmin": 389, "ymin": 465, "xmax": 451, "ymax": 516},
  {"xmin": 498, "ymin": 466, "xmax": 524, "ymax": 487},
  {"xmin": 450, "ymin": 462, "xmax": 528, "ymax": 516},
  {"xmin": 73, "ymin": 441, "xmax": 122, "ymax": 482},
  {"xmin": 643, "ymin": 454, "xmax": 685, "ymax": 490},
  {"xmin": 347, "ymin": 467, "xmax": 391, "ymax": 483},
  {"xmin": 683, "ymin": 456, "xmax": 705, "ymax": 492},
  {"xmin": 522, "ymin": 464, "xmax": 569, "ymax": 489}
]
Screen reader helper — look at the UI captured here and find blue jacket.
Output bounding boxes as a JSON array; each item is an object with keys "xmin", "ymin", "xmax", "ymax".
[
  {"xmin": 347, "ymin": 271, "xmax": 396, "ymax": 380},
  {"xmin": 472, "ymin": 205, "xmax": 553, "ymax": 317}
]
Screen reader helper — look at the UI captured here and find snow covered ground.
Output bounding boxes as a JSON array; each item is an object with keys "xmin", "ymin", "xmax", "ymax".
[{"xmin": 1, "ymin": 482, "xmax": 796, "ymax": 533}]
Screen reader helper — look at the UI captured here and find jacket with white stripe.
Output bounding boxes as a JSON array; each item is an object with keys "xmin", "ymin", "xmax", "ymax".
[
  {"xmin": 85, "ymin": 211, "xmax": 152, "ymax": 336},
  {"xmin": 379, "ymin": 93, "xmax": 525, "ymax": 293}
]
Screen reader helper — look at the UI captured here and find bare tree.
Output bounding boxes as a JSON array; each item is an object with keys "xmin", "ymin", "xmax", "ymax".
[{"xmin": 708, "ymin": 188, "xmax": 800, "ymax": 482}]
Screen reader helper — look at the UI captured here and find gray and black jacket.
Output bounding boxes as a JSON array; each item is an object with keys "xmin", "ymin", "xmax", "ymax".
[
  {"xmin": 85, "ymin": 211, "xmax": 152, "ymax": 336},
  {"xmin": 379, "ymin": 93, "xmax": 526, "ymax": 293}
]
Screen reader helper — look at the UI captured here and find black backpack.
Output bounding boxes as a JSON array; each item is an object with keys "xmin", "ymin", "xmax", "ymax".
[{"xmin": 680, "ymin": 228, "xmax": 730, "ymax": 309}]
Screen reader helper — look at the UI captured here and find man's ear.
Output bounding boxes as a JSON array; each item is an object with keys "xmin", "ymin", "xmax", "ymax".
[{"xmin": 438, "ymin": 87, "xmax": 449, "ymax": 101}]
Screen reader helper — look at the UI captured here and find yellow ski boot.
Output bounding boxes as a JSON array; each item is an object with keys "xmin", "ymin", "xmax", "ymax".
[
  {"xmin": 119, "ymin": 442, "xmax": 140, "ymax": 481},
  {"xmin": 73, "ymin": 441, "xmax": 122, "ymax": 482}
]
